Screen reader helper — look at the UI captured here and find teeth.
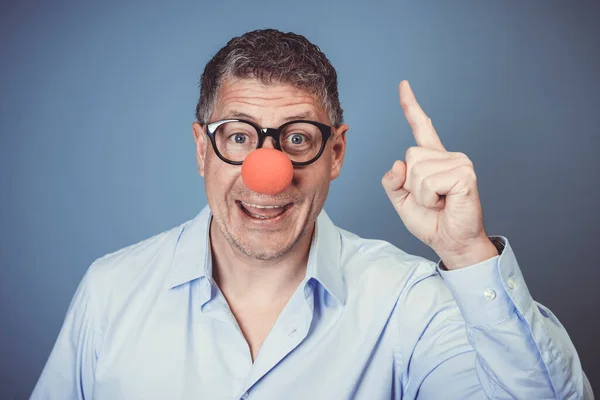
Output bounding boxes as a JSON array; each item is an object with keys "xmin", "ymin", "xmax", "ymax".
[
  {"xmin": 240, "ymin": 201, "xmax": 285, "ymax": 209},
  {"xmin": 239, "ymin": 201, "xmax": 288, "ymax": 220},
  {"xmin": 248, "ymin": 213, "xmax": 272, "ymax": 219}
]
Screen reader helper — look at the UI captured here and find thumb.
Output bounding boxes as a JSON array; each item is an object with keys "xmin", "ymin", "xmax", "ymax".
[{"xmin": 382, "ymin": 160, "xmax": 409, "ymax": 201}]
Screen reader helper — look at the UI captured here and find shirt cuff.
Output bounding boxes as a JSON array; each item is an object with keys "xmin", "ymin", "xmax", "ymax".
[{"xmin": 436, "ymin": 236, "xmax": 533, "ymax": 326}]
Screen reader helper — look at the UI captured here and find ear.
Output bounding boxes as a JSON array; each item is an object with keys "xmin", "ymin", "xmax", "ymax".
[
  {"xmin": 192, "ymin": 122, "xmax": 208, "ymax": 177},
  {"xmin": 330, "ymin": 124, "xmax": 349, "ymax": 181}
]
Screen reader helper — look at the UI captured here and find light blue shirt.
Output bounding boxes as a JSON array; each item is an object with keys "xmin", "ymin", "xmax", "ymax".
[{"xmin": 32, "ymin": 206, "xmax": 592, "ymax": 399}]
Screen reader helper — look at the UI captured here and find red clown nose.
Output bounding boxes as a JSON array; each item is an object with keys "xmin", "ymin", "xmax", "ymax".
[{"xmin": 241, "ymin": 148, "xmax": 294, "ymax": 195}]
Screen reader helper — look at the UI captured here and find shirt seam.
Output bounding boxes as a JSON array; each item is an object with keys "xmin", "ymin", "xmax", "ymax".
[{"xmin": 525, "ymin": 301, "xmax": 580, "ymax": 399}]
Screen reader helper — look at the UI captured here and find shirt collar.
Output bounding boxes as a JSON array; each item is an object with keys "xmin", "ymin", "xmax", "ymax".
[
  {"xmin": 305, "ymin": 210, "xmax": 346, "ymax": 304},
  {"xmin": 167, "ymin": 205, "xmax": 212, "ymax": 289},
  {"xmin": 167, "ymin": 205, "xmax": 346, "ymax": 304}
]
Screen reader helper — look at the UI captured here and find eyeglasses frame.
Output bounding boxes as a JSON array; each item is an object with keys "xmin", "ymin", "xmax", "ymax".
[{"xmin": 204, "ymin": 119, "xmax": 333, "ymax": 167}]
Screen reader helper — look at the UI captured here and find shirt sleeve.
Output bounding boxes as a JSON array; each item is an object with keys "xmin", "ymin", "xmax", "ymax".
[
  {"xmin": 427, "ymin": 235, "xmax": 588, "ymax": 399},
  {"xmin": 30, "ymin": 270, "xmax": 101, "ymax": 400}
]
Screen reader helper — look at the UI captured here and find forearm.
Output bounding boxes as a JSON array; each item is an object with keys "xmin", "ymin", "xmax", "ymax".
[{"xmin": 437, "ymin": 236, "xmax": 586, "ymax": 399}]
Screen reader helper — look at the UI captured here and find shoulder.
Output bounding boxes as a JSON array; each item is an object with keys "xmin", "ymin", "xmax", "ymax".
[
  {"xmin": 336, "ymin": 226, "xmax": 458, "ymax": 322},
  {"xmin": 83, "ymin": 220, "xmax": 189, "ymax": 303},
  {"xmin": 333, "ymin": 227, "xmax": 461, "ymax": 346}
]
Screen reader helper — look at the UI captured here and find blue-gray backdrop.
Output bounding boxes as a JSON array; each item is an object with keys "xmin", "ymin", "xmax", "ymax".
[{"xmin": 1, "ymin": 1, "xmax": 599, "ymax": 397}]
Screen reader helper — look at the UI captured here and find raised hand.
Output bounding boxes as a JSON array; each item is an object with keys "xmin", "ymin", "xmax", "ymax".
[{"xmin": 381, "ymin": 81, "xmax": 498, "ymax": 270}]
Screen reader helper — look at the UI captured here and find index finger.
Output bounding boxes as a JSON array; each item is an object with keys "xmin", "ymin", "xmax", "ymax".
[{"xmin": 399, "ymin": 80, "xmax": 446, "ymax": 151}]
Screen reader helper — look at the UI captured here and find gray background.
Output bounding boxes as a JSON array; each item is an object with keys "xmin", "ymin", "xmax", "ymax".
[{"xmin": 1, "ymin": 1, "xmax": 599, "ymax": 397}]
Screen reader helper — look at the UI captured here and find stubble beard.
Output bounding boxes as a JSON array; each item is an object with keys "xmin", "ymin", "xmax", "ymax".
[
  {"xmin": 212, "ymin": 186, "xmax": 315, "ymax": 261},
  {"xmin": 213, "ymin": 213, "xmax": 314, "ymax": 261}
]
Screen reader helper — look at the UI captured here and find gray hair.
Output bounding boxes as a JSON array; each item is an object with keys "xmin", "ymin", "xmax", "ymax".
[{"xmin": 195, "ymin": 29, "xmax": 344, "ymax": 126}]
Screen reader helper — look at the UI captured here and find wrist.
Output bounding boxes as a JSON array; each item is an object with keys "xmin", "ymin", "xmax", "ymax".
[{"xmin": 439, "ymin": 237, "xmax": 499, "ymax": 270}]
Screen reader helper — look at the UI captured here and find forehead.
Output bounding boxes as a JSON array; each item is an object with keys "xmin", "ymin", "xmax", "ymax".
[{"xmin": 211, "ymin": 78, "xmax": 329, "ymax": 125}]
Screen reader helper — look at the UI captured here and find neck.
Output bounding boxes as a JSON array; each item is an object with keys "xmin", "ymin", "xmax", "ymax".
[{"xmin": 209, "ymin": 219, "xmax": 313, "ymax": 305}]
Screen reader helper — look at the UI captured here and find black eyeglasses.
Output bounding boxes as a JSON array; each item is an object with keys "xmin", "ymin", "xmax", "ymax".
[{"xmin": 204, "ymin": 119, "xmax": 333, "ymax": 166}]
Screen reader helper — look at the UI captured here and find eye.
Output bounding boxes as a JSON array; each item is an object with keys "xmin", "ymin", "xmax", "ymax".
[
  {"xmin": 229, "ymin": 133, "xmax": 248, "ymax": 144},
  {"xmin": 287, "ymin": 133, "xmax": 307, "ymax": 145}
]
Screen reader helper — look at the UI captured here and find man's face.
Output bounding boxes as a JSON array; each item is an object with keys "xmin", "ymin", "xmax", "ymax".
[{"xmin": 193, "ymin": 78, "xmax": 348, "ymax": 261}]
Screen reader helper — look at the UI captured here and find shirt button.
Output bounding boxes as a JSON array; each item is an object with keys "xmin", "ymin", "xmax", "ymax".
[
  {"xmin": 507, "ymin": 276, "xmax": 517, "ymax": 289},
  {"xmin": 241, "ymin": 392, "xmax": 249, "ymax": 400},
  {"xmin": 484, "ymin": 289, "xmax": 496, "ymax": 300}
]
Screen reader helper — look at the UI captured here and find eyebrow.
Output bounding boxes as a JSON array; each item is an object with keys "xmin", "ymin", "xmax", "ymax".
[{"xmin": 224, "ymin": 110, "xmax": 316, "ymax": 124}]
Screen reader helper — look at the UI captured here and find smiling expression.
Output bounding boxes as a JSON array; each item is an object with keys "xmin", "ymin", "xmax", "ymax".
[{"xmin": 193, "ymin": 78, "xmax": 348, "ymax": 261}]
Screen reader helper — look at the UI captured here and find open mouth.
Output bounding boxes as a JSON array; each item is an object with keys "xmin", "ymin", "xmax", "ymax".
[{"xmin": 236, "ymin": 200, "xmax": 293, "ymax": 221}]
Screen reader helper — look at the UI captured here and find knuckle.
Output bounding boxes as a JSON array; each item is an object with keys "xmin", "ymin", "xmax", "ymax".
[
  {"xmin": 462, "ymin": 165, "xmax": 477, "ymax": 182},
  {"xmin": 422, "ymin": 175, "xmax": 434, "ymax": 191},
  {"xmin": 452, "ymin": 152, "xmax": 473, "ymax": 167},
  {"xmin": 409, "ymin": 162, "xmax": 421, "ymax": 181},
  {"xmin": 405, "ymin": 146, "xmax": 420, "ymax": 164},
  {"xmin": 460, "ymin": 152, "xmax": 473, "ymax": 161}
]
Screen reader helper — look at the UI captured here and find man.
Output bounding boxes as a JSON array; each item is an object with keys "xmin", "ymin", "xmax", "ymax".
[{"xmin": 32, "ymin": 29, "xmax": 592, "ymax": 399}]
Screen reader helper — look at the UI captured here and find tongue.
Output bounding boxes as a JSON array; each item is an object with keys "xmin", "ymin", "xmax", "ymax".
[{"xmin": 243, "ymin": 204, "xmax": 286, "ymax": 219}]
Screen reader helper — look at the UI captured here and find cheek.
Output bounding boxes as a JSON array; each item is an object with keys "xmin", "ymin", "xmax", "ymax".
[
  {"xmin": 204, "ymin": 156, "xmax": 241, "ymax": 199},
  {"xmin": 292, "ymin": 159, "xmax": 332, "ymax": 195}
]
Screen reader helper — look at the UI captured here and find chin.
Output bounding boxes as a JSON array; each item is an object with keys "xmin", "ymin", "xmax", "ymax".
[
  {"xmin": 222, "ymin": 216, "xmax": 312, "ymax": 262},
  {"xmin": 229, "ymin": 235, "xmax": 297, "ymax": 261}
]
